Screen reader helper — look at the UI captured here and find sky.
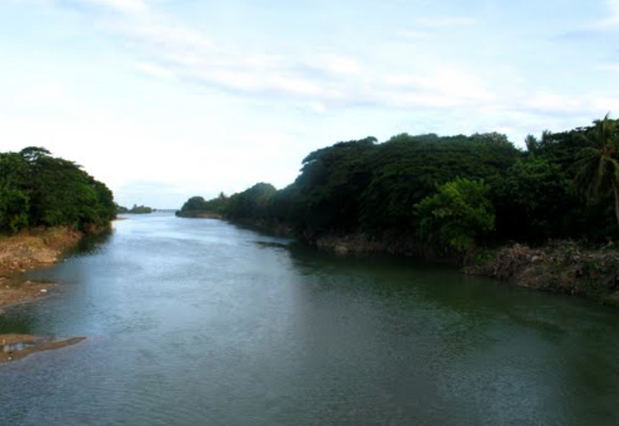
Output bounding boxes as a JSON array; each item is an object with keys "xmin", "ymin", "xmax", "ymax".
[{"xmin": 1, "ymin": 0, "xmax": 618, "ymax": 208}]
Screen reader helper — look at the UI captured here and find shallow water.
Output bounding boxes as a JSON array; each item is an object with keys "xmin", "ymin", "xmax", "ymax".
[{"xmin": 1, "ymin": 212, "xmax": 617, "ymax": 425}]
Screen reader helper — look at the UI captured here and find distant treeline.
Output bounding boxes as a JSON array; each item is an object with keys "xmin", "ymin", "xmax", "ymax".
[
  {"xmin": 0, "ymin": 147, "xmax": 116, "ymax": 234},
  {"xmin": 117, "ymin": 204, "xmax": 155, "ymax": 214},
  {"xmin": 178, "ymin": 116, "xmax": 619, "ymax": 254}
]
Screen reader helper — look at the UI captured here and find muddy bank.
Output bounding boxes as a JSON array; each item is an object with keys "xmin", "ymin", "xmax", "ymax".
[
  {"xmin": 0, "ymin": 227, "xmax": 84, "ymax": 311},
  {"xmin": 464, "ymin": 242, "xmax": 619, "ymax": 305},
  {"xmin": 0, "ymin": 227, "xmax": 97, "ymax": 362},
  {"xmin": 0, "ymin": 334, "xmax": 85, "ymax": 363},
  {"xmin": 0, "ymin": 279, "xmax": 56, "ymax": 314},
  {"xmin": 0, "ymin": 227, "xmax": 83, "ymax": 277}
]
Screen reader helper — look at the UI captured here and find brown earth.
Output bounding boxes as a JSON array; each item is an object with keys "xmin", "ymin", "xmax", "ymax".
[
  {"xmin": 0, "ymin": 227, "xmax": 82, "ymax": 311},
  {"xmin": 464, "ymin": 242, "xmax": 619, "ymax": 304},
  {"xmin": 0, "ymin": 334, "xmax": 85, "ymax": 363},
  {"xmin": 0, "ymin": 227, "xmax": 92, "ymax": 363},
  {"xmin": 0, "ymin": 279, "xmax": 56, "ymax": 314}
]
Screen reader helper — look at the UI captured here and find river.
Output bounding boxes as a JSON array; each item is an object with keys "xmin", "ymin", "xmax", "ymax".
[{"xmin": 1, "ymin": 212, "xmax": 617, "ymax": 425}]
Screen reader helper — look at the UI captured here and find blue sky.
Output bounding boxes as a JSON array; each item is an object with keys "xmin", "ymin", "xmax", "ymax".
[{"xmin": 1, "ymin": 0, "xmax": 618, "ymax": 208}]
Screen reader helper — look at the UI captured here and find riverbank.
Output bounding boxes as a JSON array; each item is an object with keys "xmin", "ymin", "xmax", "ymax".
[
  {"xmin": 0, "ymin": 226, "xmax": 99, "ymax": 362},
  {"xmin": 316, "ymin": 234, "xmax": 618, "ymax": 305},
  {"xmin": 464, "ymin": 242, "xmax": 619, "ymax": 305},
  {"xmin": 244, "ymin": 223, "xmax": 618, "ymax": 305},
  {"xmin": 0, "ymin": 226, "xmax": 84, "ymax": 311}
]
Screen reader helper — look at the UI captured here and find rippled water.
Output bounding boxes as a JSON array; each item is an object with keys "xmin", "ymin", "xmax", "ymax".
[{"xmin": 1, "ymin": 212, "xmax": 617, "ymax": 425}]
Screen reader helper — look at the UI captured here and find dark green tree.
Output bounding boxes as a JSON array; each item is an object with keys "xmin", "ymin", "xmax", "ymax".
[
  {"xmin": 415, "ymin": 178, "xmax": 495, "ymax": 253},
  {"xmin": 0, "ymin": 147, "xmax": 115, "ymax": 233},
  {"xmin": 575, "ymin": 115, "xmax": 619, "ymax": 227}
]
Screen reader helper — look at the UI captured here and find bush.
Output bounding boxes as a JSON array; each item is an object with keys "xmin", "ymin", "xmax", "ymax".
[{"xmin": 415, "ymin": 178, "xmax": 495, "ymax": 253}]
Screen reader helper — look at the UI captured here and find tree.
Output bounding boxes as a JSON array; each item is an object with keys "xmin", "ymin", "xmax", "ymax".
[
  {"xmin": 0, "ymin": 147, "xmax": 115, "ymax": 233},
  {"xmin": 575, "ymin": 114, "xmax": 619, "ymax": 227},
  {"xmin": 180, "ymin": 196, "xmax": 209, "ymax": 212},
  {"xmin": 415, "ymin": 178, "xmax": 495, "ymax": 253}
]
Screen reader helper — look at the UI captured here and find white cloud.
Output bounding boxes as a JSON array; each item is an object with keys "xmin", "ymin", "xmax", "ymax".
[
  {"xmin": 592, "ymin": 96, "xmax": 619, "ymax": 112},
  {"xmin": 383, "ymin": 69, "xmax": 495, "ymax": 105},
  {"xmin": 521, "ymin": 92, "xmax": 584, "ymax": 113},
  {"xmin": 134, "ymin": 61, "xmax": 175, "ymax": 79},
  {"xmin": 415, "ymin": 17, "xmax": 476, "ymax": 28},
  {"xmin": 89, "ymin": 0, "xmax": 147, "ymax": 15},
  {"xmin": 27, "ymin": 1, "xmax": 491, "ymax": 112},
  {"xmin": 322, "ymin": 56, "xmax": 362, "ymax": 75},
  {"xmin": 396, "ymin": 30, "xmax": 432, "ymax": 40},
  {"xmin": 597, "ymin": 64, "xmax": 619, "ymax": 72},
  {"xmin": 11, "ymin": 83, "xmax": 71, "ymax": 109},
  {"xmin": 588, "ymin": 0, "xmax": 619, "ymax": 29}
]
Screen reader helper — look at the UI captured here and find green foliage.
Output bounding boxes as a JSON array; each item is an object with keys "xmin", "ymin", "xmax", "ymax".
[
  {"xmin": 574, "ymin": 114, "xmax": 619, "ymax": 227},
  {"xmin": 176, "ymin": 193, "xmax": 230, "ymax": 217},
  {"xmin": 179, "ymin": 116, "xmax": 619, "ymax": 247},
  {"xmin": 0, "ymin": 147, "xmax": 115, "ymax": 234},
  {"xmin": 226, "ymin": 183, "xmax": 277, "ymax": 221},
  {"xmin": 494, "ymin": 157, "xmax": 570, "ymax": 241},
  {"xmin": 415, "ymin": 178, "xmax": 495, "ymax": 253},
  {"xmin": 0, "ymin": 187, "xmax": 29, "ymax": 233},
  {"xmin": 359, "ymin": 133, "xmax": 518, "ymax": 231},
  {"xmin": 126, "ymin": 204, "xmax": 154, "ymax": 214},
  {"xmin": 180, "ymin": 196, "xmax": 209, "ymax": 212},
  {"xmin": 289, "ymin": 137, "xmax": 377, "ymax": 236}
]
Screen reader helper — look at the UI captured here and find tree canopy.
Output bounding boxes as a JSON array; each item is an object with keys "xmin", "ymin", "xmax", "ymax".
[
  {"xmin": 0, "ymin": 147, "xmax": 116, "ymax": 234},
  {"xmin": 178, "ymin": 116, "xmax": 619, "ymax": 252}
]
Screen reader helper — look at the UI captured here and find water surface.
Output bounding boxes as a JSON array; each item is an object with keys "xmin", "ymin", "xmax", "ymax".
[{"xmin": 1, "ymin": 212, "xmax": 617, "ymax": 425}]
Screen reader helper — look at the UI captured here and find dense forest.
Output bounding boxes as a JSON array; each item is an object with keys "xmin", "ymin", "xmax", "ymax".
[
  {"xmin": 178, "ymin": 116, "xmax": 618, "ymax": 255},
  {"xmin": 0, "ymin": 147, "xmax": 116, "ymax": 234}
]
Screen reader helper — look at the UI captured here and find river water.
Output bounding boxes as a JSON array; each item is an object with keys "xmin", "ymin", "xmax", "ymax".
[{"xmin": 1, "ymin": 212, "xmax": 617, "ymax": 425}]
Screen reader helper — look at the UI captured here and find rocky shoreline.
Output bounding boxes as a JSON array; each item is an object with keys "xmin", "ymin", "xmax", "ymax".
[{"xmin": 464, "ymin": 242, "xmax": 619, "ymax": 305}]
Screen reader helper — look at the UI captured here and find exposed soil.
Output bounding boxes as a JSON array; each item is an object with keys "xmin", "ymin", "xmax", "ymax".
[
  {"xmin": 0, "ymin": 334, "xmax": 85, "ymax": 363},
  {"xmin": 0, "ymin": 279, "xmax": 56, "ymax": 313},
  {"xmin": 0, "ymin": 227, "xmax": 91, "ymax": 362},
  {"xmin": 464, "ymin": 242, "xmax": 619, "ymax": 305},
  {"xmin": 0, "ymin": 227, "xmax": 82, "ymax": 276},
  {"xmin": 0, "ymin": 227, "xmax": 81, "ymax": 311}
]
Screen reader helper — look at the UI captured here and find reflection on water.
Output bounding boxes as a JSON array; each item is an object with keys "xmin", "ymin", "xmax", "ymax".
[{"xmin": 1, "ymin": 212, "xmax": 617, "ymax": 426}]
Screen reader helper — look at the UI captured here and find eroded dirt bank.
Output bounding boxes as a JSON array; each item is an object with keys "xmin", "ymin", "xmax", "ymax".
[
  {"xmin": 0, "ymin": 226, "xmax": 82, "ymax": 311},
  {"xmin": 0, "ymin": 226, "xmax": 100, "ymax": 363}
]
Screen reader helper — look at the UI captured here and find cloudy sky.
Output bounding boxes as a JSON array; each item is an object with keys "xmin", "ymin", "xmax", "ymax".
[{"xmin": 1, "ymin": 0, "xmax": 618, "ymax": 208}]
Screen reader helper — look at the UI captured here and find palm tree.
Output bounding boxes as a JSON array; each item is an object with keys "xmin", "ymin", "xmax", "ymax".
[{"xmin": 575, "ymin": 114, "xmax": 619, "ymax": 227}]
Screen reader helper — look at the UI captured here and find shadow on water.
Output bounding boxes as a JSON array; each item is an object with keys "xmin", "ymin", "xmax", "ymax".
[
  {"xmin": 0, "ymin": 307, "xmax": 37, "ymax": 335},
  {"xmin": 70, "ymin": 228, "xmax": 114, "ymax": 257}
]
